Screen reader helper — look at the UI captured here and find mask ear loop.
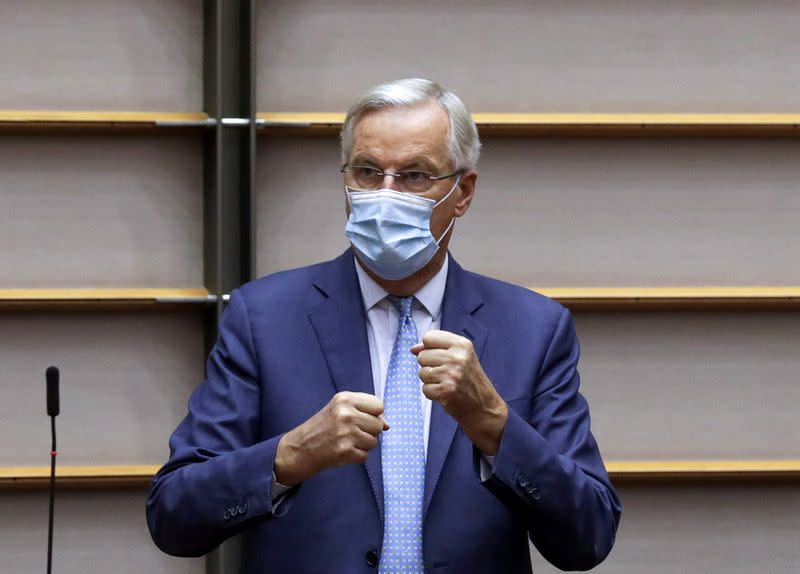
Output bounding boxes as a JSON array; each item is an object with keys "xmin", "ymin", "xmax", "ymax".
[
  {"xmin": 433, "ymin": 173, "xmax": 462, "ymax": 244},
  {"xmin": 435, "ymin": 216, "xmax": 456, "ymax": 245},
  {"xmin": 433, "ymin": 173, "xmax": 462, "ymax": 208}
]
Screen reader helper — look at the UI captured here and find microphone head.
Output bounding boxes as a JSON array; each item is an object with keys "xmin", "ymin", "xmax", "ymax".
[{"xmin": 46, "ymin": 366, "xmax": 60, "ymax": 417}]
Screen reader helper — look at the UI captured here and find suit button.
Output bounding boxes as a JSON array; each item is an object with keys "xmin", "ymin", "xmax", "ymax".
[
  {"xmin": 238, "ymin": 503, "xmax": 247, "ymax": 515},
  {"xmin": 223, "ymin": 509, "xmax": 231, "ymax": 520},
  {"xmin": 525, "ymin": 484, "xmax": 541, "ymax": 500},
  {"xmin": 365, "ymin": 549, "xmax": 379, "ymax": 567},
  {"xmin": 517, "ymin": 475, "xmax": 529, "ymax": 488}
]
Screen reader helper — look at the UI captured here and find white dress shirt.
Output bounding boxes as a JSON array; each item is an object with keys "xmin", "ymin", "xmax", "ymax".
[
  {"xmin": 355, "ymin": 254, "xmax": 449, "ymax": 456},
  {"xmin": 356, "ymin": 255, "xmax": 494, "ymax": 478}
]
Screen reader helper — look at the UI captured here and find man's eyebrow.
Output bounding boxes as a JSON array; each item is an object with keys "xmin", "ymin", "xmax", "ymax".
[
  {"xmin": 399, "ymin": 158, "xmax": 439, "ymax": 171},
  {"xmin": 348, "ymin": 155, "xmax": 441, "ymax": 171},
  {"xmin": 349, "ymin": 154, "xmax": 379, "ymax": 166}
]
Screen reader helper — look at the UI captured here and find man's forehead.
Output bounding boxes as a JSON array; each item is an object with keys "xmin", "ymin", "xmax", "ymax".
[{"xmin": 350, "ymin": 102, "xmax": 450, "ymax": 163}]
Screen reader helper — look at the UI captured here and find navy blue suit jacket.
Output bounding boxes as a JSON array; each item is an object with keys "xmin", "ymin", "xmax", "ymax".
[{"xmin": 147, "ymin": 251, "xmax": 621, "ymax": 573}]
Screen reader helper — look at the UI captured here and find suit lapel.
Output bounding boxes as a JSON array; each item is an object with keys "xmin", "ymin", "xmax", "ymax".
[
  {"xmin": 308, "ymin": 251, "xmax": 384, "ymax": 520},
  {"xmin": 423, "ymin": 257, "xmax": 487, "ymax": 519}
]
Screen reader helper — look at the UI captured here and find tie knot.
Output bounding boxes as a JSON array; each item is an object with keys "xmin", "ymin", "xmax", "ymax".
[{"xmin": 387, "ymin": 295, "xmax": 414, "ymax": 319}]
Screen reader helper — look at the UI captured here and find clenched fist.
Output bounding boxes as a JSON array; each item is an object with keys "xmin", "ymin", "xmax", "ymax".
[
  {"xmin": 412, "ymin": 330, "xmax": 508, "ymax": 455},
  {"xmin": 274, "ymin": 391, "xmax": 388, "ymax": 486}
]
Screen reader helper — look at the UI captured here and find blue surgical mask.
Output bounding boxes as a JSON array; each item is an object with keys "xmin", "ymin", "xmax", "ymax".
[{"xmin": 344, "ymin": 178, "xmax": 459, "ymax": 280}]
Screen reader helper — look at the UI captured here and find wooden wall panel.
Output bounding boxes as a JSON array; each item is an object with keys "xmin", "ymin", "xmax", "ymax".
[
  {"xmin": 576, "ymin": 310, "xmax": 800, "ymax": 460},
  {"xmin": 0, "ymin": 312, "xmax": 204, "ymax": 467},
  {"xmin": 531, "ymin": 484, "xmax": 800, "ymax": 574},
  {"xmin": 0, "ymin": 491, "xmax": 203, "ymax": 574},
  {"xmin": 0, "ymin": 0, "xmax": 202, "ymax": 110},
  {"xmin": 256, "ymin": 0, "xmax": 800, "ymax": 113},
  {"xmin": 0, "ymin": 134, "xmax": 204, "ymax": 288}
]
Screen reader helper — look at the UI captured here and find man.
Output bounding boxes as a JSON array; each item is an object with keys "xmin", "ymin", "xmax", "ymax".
[{"xmin": 147, "ymin": 78, "xmax": 621, "ymax": 573}]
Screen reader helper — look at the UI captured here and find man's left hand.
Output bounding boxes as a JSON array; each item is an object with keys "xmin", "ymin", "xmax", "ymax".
[{"xmin": 412, "ymin": 330, "xmax": 508, "ymax": 455}]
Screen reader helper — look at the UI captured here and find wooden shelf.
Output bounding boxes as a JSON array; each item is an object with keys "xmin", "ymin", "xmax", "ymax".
[
  {"xmin": 0, "ymin": 288, "xmax": 216, "ymax": 311},
  {"xmin": 0, "ymin": 465, "xmax": 158, "ymax": 490},
  {"xmin": 257, "ymin": 112, "xmax": 800, "ymax": 136},
  {"xmin": 607, "ymin": 460, "xmax": 800, "ymax": 483},
  {"xmin": 0, "ymin": 110, "xmax": 214, "ymax": 130},
  {"xmin": 533, "ymin": 286, "xmax": 800, "ymax": 310},
  {"xmin": 2, "ymin": 460, "xmax": 799, "ymax": 491},
  {"xmin": 3, "ymin": 287, "xmax": 795, "ymax": 311}
]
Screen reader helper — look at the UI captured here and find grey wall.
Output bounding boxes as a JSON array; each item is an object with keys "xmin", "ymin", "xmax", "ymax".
[
  {"xmin": 0, "ymin": 0, "xmax": 203, "ymax": 110},
  {"xmin": 0, "ymin": 134, "xmax": 204, "ymax": 288},
  {"xmin": 256, "ymin": 0, "xmax": 800, "ymax": 113},
  {"xmin": 531, "ymin": 485, "xmax": 800, "ymax": 574},
  {"xmin": 1, "ymin": 2, "xmax": 207, "ymax": 573},
  {"xmin": 0, "ymin": 491, "xmax": 204, "ymax": 574},
  {"xmin": 0, "ymin": 312, "xmax": 204, "ymax": 467},
  {"xmin": 576, "ymin": 311, "xmax": 800, "ymax": 460}
]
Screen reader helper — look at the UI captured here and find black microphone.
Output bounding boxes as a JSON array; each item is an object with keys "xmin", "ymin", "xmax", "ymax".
[
  {"xmin": 46, "ymin": 366, "xmax": 60, "ymax": 417},
  {"xmin": 45, "ymin": 366, "xmax": 60, "ymax": 574}
]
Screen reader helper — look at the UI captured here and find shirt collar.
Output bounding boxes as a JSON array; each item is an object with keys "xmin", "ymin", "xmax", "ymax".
[{"xmin": 354, "ymin": 254, "xmax": 449, "ymax": 321}]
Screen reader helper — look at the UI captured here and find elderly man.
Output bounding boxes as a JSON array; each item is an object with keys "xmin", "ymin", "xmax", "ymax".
[{"xmin": 147, "ymin": 78, "xmax": 621, "ymax": 573}]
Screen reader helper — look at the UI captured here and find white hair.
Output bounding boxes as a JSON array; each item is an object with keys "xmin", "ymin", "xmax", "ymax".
[{"xmin": 340, "ymin": 78, "xmax": 481, "ymax": 171}]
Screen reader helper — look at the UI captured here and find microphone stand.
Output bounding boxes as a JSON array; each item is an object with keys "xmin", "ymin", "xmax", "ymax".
[{"xmin": 47, "ymin": 414, "xmax": 57, "ymax": 574}]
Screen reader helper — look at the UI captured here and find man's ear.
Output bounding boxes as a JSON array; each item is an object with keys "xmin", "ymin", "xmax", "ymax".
[{"xmin": 454, "ymin": 170, "xmax": 478, "ymax": 218}]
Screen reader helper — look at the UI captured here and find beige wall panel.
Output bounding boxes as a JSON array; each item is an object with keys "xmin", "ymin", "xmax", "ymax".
[
  {"xmin": 0, "ymin": 491, "xmax": 202, "ymax": 574},
  {"xmin": 575, "ymin": 311, "xmax": 800, "ymax": 460},
  {"xmin": 0, "ymin": 0, "xmax": 202, "ymax": 110},
  {"xmin": 462, "ymin": 137, "xmax": 800, "ymax": 287},
  {"xmin": 0, "ymin": 134, "xmax": 203, "ymax": 288},
  {"xmin": 0, "ymin": 312, "xmax": 204, "ymax": 467},
  {"xmin": 255, "ymin": 136, "xmax": 800, "ymax": 286},
  {"xmin": 256, "ymin": 0, "xmax": 800, "ymax": 112},
  {"xmin": 255, "ymin": 137, "xmax": 349, "ymax": 275},
  {"xmin": 532, "ymin": 484, "xmax": 800, "ymax": 574}
]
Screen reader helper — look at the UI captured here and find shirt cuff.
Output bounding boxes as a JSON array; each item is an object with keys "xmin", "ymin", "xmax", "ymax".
[
  {"xmin": 270, "ymin": 472, "xmax": 293, "ymax": 503},
  {"xmin": 479, "ymin": 454, "xmax": 496, "ymax": 482}
]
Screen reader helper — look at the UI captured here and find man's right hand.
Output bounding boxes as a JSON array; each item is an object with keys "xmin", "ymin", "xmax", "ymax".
[{"xmin": 274, "ymin": 391, "xmax": 388, "ymax": 487}]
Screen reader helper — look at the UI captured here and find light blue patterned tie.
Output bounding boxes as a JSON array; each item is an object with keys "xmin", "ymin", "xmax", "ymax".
[{"xmin": 380, "ymin": 295, "xmax": 425, "ymax": 573}]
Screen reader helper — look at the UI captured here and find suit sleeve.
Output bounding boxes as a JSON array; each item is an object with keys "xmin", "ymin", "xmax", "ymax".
[
  {"xmin": 146, "ymin": 289, "xmax": 296, "ymax": 557},
  {"xmin": 480, "ymin": 307, "xmax": 622, "ymax": 571}
]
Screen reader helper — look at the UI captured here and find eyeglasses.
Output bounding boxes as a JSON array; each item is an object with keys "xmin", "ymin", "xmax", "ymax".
[{"xmin": 341, "ymin": 164, "xmax": 461, "ymax": 194}]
